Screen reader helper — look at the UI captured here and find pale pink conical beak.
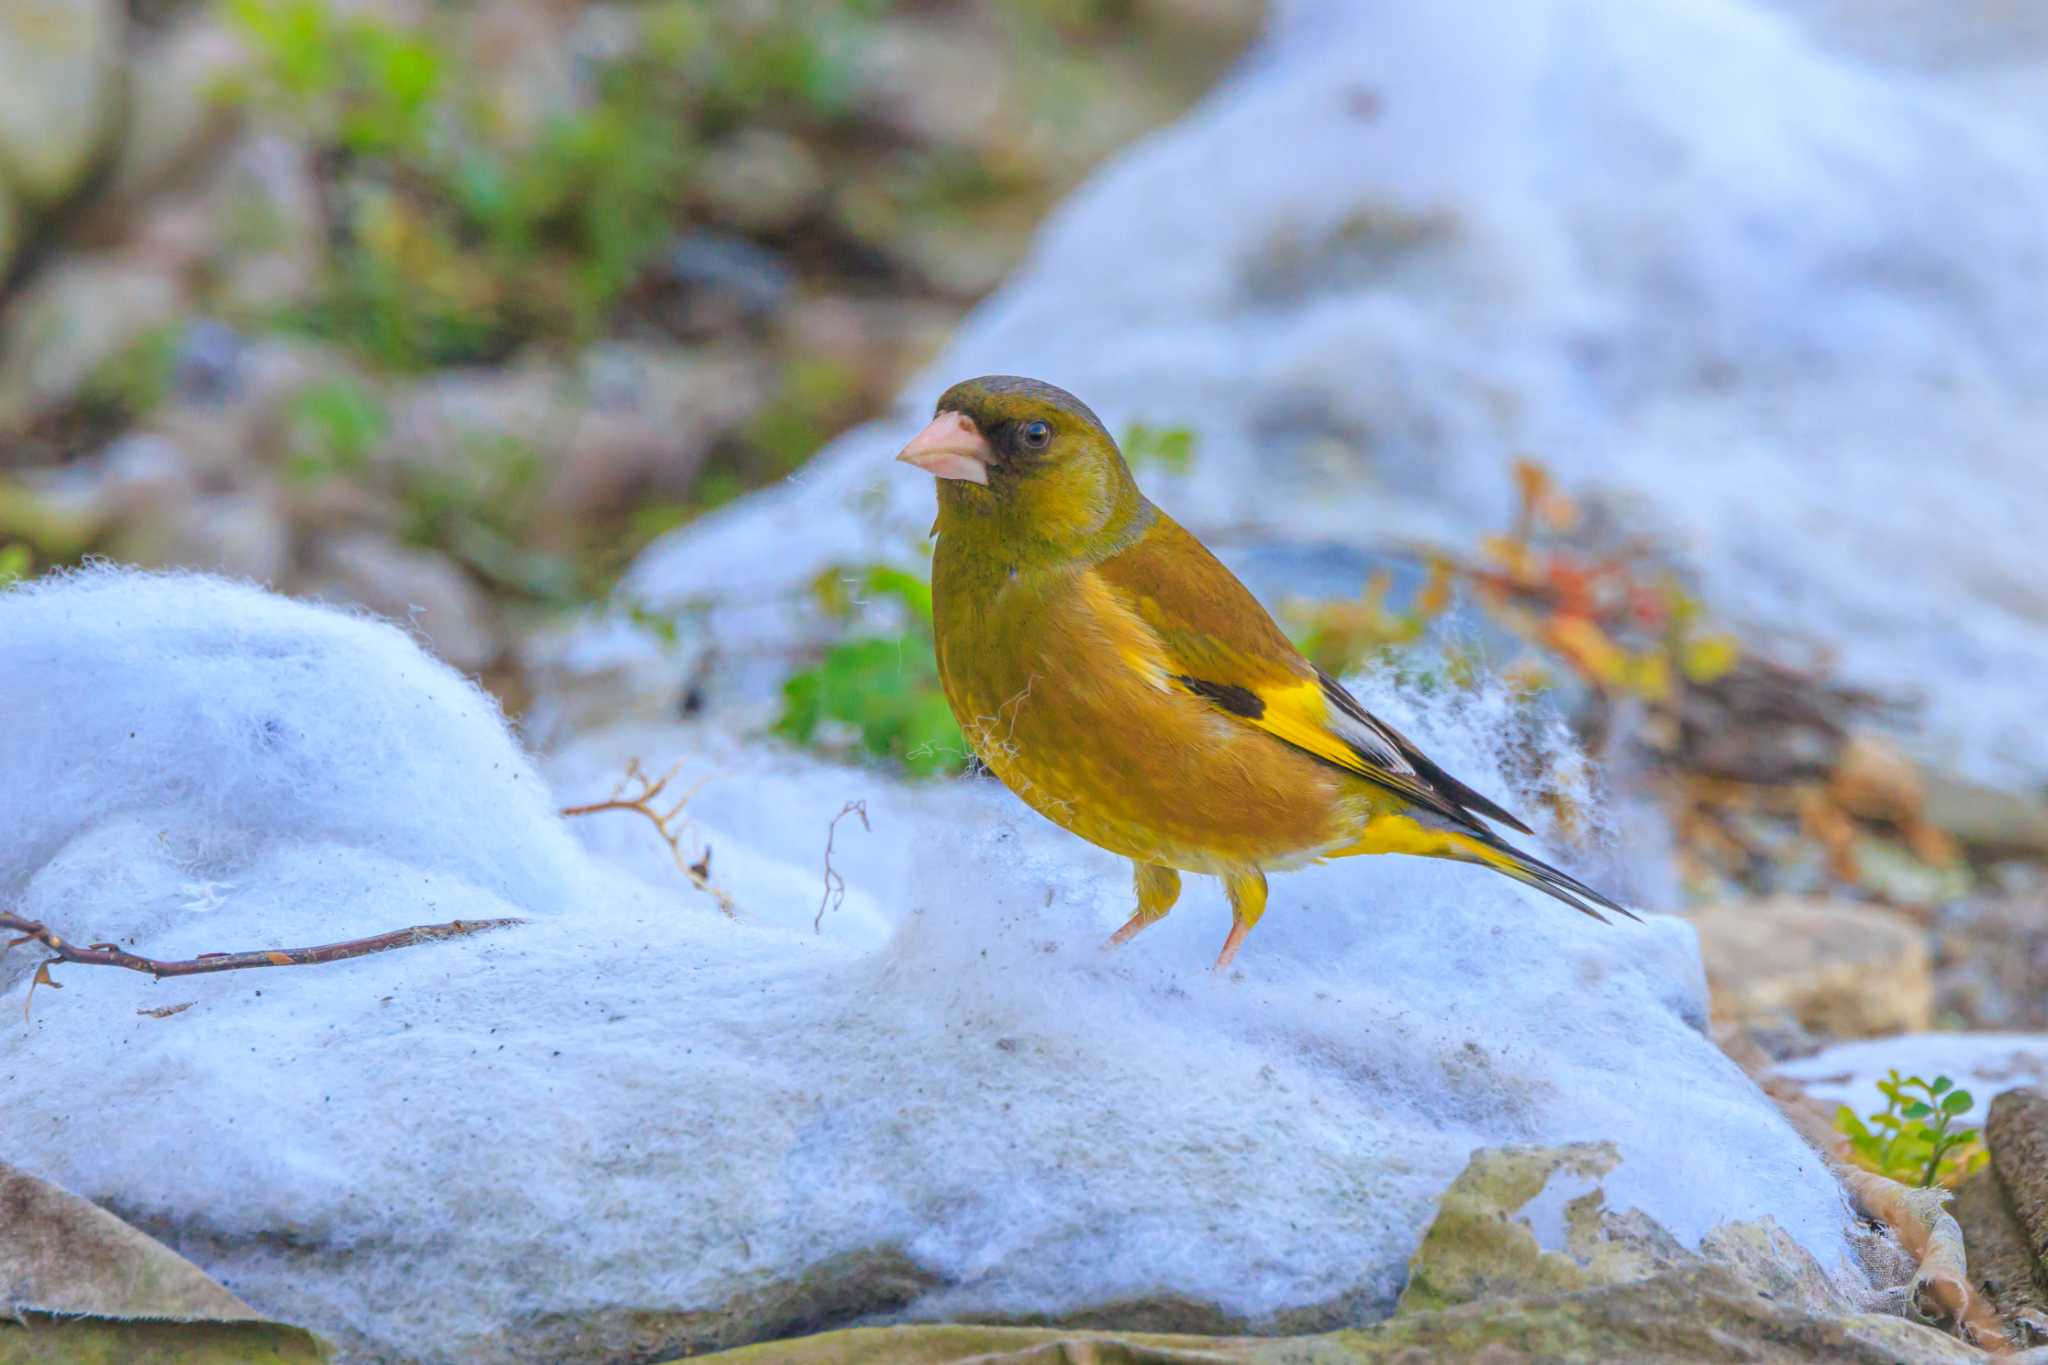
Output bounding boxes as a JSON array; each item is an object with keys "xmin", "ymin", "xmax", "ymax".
[{"xmin": 895, "ymin": 410, "xmax": 991, "ymax": 485}]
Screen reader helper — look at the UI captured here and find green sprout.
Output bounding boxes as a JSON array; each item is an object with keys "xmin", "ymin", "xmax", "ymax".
[{"xmin": 1835, "ymin": 1070, "xmax": 1989, "ymax": 1189}]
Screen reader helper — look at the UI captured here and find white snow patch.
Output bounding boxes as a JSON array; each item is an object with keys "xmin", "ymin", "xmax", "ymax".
[
  {"xmin": 2, "ymin": 571, "xmax": 1862, "ymax": 1359},
  {"xmin": 1777, "ymin": 1033, "xmax": 2048, "ymax": 1127}
]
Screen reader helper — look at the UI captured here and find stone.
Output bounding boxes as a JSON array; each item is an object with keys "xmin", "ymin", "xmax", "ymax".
[
  {"xmin": 697, "ymin": 129, "xmax": 827, "ymax": 234},
  {"xmin": 379, "ymin": 346, "xmax": 770, "ymax": 519},
  {"xmin": 657, "ymin": 231, "xmax": 796, "ymax": 337},
  {"xmin": 692, "ymin": 1142, "xmax": 1959, "ymax": 1365},
  {"xmin": 1831, "ymin": 733, "xmax": 1928, "ymax": 826},
  {"xmin": 1692, "ymin": 897, "xmax": 1933, "ymax": 1039},
  {"xmin": 91, "ymin": 10, "xmax": 250, "ymax": 219},
  {"xmin": 1950, "ymin": 1087, "xmax": 2048, "ymax": 1349},
  {"xmin": 0, "ymin": 255, "xmax": 186, "ymax": 434},
  {"xmin": 1935, "ymin": 888, "xmax": 2048, "ymax": 1030},
  {"xmin": 1924, "ymin": 776, "xmax": 2048, "ymax": 859},
  {"xmin": 692, "ymin": 1296, "xmax": 1990, "ymax": 1365},
  {"xmin": 302, "ymin": 532, "xmax": 502, "ymax": 672},
  {"xmin": 0, "ymin": 0, "xmax": 124, "ymax": 209},
  {"xmin": 200, "ymin": 133, "xmax": 328, "ymax": 317}
]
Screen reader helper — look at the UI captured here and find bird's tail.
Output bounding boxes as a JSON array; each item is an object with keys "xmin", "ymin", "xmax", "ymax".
[{"xmin": 1334, "ymin": 814, "xmax": 1639, "ymax": 924}]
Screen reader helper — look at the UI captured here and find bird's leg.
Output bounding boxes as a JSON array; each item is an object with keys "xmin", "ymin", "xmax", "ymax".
[
  {"xmin": 1212, "ymin": 868, "xmax": 1268, "ymax": 972},
  {"xmin": 1106, "ymin": 862, "xmax": 1181, "ymax": 948}
]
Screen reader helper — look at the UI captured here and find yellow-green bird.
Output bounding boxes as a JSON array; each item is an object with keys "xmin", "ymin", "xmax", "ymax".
[{"xmin": 896, "ymin": 375, "xmax": 1636, "ymax": 970}]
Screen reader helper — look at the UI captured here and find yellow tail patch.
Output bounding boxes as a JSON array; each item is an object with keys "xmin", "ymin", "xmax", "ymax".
[{"xmin": 1333, "ymin": 813, "xmax": 1520, "ymax": 873}]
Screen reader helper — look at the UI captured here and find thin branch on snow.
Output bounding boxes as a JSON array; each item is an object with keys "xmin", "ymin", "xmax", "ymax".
[
  {"xmin": 815, "ymin": 800, "xmax": 870, "ymax": 933},
  {"xmin": 1, "ymin": 912, "xmax": 524, "ymax": 1021},
  {"xmin": 558, "ymin": 757, "xmax": 734, "ymax": 916},
  {"xmin": 3, "ymin": 756, "xmax": 734, "ymax": 1021}
]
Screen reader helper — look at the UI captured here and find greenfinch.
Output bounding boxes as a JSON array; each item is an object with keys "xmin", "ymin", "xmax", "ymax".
[{"xmin": 897, "ymin": 375, "xmax": 1634, "ymax": 970}]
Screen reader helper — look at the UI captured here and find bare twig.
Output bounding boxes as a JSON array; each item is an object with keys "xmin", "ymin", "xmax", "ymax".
[
  {"xmin": 3, "ymin": 756, "xmax": 733, "ymax": 1023},
  {"xmin": 815, "ymin": 800, "xmax": 870, "ymax": 933},
  {"xmin": 558, "ymin": 758, "xmax": 735, "ymax": 916},
  {"xmin": 3, "ymin": 912, "xmax": 523, "ymax": 1021}
]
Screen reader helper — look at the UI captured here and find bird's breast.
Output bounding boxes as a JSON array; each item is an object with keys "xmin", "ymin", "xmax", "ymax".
[{"xmin": 931, "ymin": 556, "xmax": 1354, "ymax": 871}]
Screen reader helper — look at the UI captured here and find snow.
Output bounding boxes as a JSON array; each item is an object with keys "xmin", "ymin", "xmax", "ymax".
[
  {"xmin": 1777, "ymin": 1033, "xmax": 2048, "ymax": 1127},
  {"xmin": 611, "ymin": 0, "xmax": 2048, "ymax": 786},
  {"xmin": 0, "ymin": 568, "xmax": 1864, "ymax": 1360}
]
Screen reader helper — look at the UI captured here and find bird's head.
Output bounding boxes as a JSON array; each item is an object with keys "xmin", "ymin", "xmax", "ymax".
[{"xmin": 895, "ymin": 375, "xmax": 1146, "ymax": 556}]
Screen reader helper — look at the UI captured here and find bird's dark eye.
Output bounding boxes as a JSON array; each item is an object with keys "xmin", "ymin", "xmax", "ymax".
[{"xmin": 1020, "ymin": 419, "xmax": 1053, "ymax": 451}]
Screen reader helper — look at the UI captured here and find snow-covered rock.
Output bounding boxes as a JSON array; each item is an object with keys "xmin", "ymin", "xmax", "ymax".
[
  {"xmin": 1, "ymin": 569, "xmax": 1861, "ymax": 1361},
  {"xmin": 607, "ymin": 0, "xmax": 2048, "ymax": 787}
]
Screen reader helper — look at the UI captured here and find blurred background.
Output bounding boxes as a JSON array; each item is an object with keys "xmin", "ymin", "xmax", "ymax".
[
  {"xmin": 0, "ymin": 0, "xmax": 1256, "ymax": 693},
  {"xmin": 4, "ymin": 0, "xmax": 2047, "ymax": 1073}
]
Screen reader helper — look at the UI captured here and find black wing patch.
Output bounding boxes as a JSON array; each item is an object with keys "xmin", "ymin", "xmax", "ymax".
[{"xmin": 1176, "ymin": 675, "xmax": 1265, "ymax": 719}]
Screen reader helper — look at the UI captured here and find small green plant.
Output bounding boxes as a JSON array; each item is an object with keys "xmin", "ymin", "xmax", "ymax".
[
  {"xmin": 282, "ymin": 378, "xmax": 389, "ymax": 483},
  {"xmin": 775, "ymin": 563, "xmax": 965, "ymax": 777},
  {"xmin": 0, "ymin": 541, "xmax": 30, "ymax": 588},
  {"xmin": 1121, "ymin": 422, "xmax": 1196, "ymax": 475},
  {"xmin": 1836, "ymin": 1070, "xmax": 1988, "ymax": 1189}
]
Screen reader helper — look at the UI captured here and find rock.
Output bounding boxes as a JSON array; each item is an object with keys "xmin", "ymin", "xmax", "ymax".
[
  {"xmin": 200, "ymin": 133, "xmax": 328, "ymax": 317},
  {"xmin": 155, "ymin": 333, "xmax": 347, "ymax": 481},
  {"xmin": 697, "ymin": 1289, "xmax": 1989, "ymax": 1364},
  {"xmin": 1692, "ymin": 897, "xmax": 1932, "ymax": 1040},
  {"xmin": 656, "ymin": 231, "xmax": 797, "ymax": 338},
  {"xmin": 1934, "ymin": 888, "xmax": 2048, "ymax": 1030},
  {"xmin": 451, "ymin": 1, "xmax": 578, "ymax": 145},
  {"xmin": 0, "ymin": 0, "xmax": 124, "ymax": 209},
  {"xmin": 1398, "ymin": 1143, "xmax": 1738, "ymax": 1315},
  {"xmin": 697, "ymin": 129, "xmax": 827, "ymax": 234},
  {"xmin": 171, "ymin": 319, "xmax": 250, "ymax": 406},
  {"xmin": 381, "ymin": 346, "xmax": 771, "ymax": 519},
  {"xmin": 27, "ymin": 430, "xmax": 195, "ymax": 522},
  {"xmin": 0, "ymin": 255, "xmax": 186, "ymax": 434},
  {"xmin": 1985, "ymin": 1089, "xmax": 2048, "ymax": 1277},
  {"xmin": 1924, "ymin": 775, "xmax": 2048, "ymax": 858},
  {"xmin": 91, "ymin": 10, "xmax": 249, "ymax": 219},
  {"xmin": 163, "ymin": 492, "xmax": 294, "ymax": 584},
  {"xmin": 303, "ymin": 532, "xmax": 502, "ymax": 672},
  {"xmin": 24, "ymin": 430, "xmax": 294, "ymax": 582},
  {"xmin": 1848, "ymin": 836, "xmax": 1972, "ymax": 908},
  {"xmin": 1832, "ymin": 733, "xmax": 1927, "ymax": 825},
  {"xmin": 695, "ymin": 1143, "xmax": 1956, "ymax": 1365},
  {"xmin": 0, "ymin": 571, "xmax": 1866, "ymax": 1363},
  {"xmin": 1950, "ymin": 1087, "xmax": 2048, "ymax": 1348}
]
